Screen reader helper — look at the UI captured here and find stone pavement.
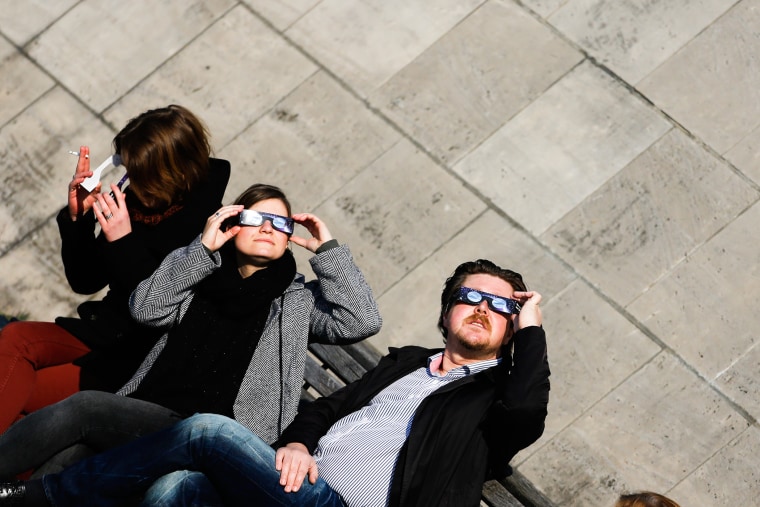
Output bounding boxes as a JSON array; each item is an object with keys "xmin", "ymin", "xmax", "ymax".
[{"xmin": 1, "ymin": 1, "xmax": 759, "ymax": 505}]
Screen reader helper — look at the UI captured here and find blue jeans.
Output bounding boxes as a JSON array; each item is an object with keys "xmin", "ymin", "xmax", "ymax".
[
  {"xmin": 42, "ymin": 413, "xmax": 346, "ymax": 507},
  {"xmin": 140, "ymin": 471, "xmax": 222, "ymax": 506},
  {"xmin": 0, "ymin": 391, "xmax": 182, "ymax": 478}
]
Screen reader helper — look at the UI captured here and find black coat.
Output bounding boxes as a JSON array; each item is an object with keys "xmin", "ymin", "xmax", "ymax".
[
  {"xmin": 276, "ymin": 326, "xmax": 550, "ymax": 507},
  {"xmin": 54, "ymin": 158, "xmax": 230, "ymax": 391}
]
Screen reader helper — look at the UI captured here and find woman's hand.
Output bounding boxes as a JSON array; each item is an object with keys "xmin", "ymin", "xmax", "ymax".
[
  {"xmin": 201, "ymin": 205, "xmax": 244, "ymax": 252},
  {"xmin": 289, "ymin": 213, "xmax": 333, "ymax": 253},
  {"xmin": 67, "ymin": 145, "xmax": 100, "ymax": 221},
  {"xmin": 94, "ymin": 184, "xmax": 131, "ymax": 242},
  {"xmin": 511, "ymin": 291, "xmax": 542, "ymax": 330}
]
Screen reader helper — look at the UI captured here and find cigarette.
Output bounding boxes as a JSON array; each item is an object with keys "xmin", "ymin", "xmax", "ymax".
[{"xmin": 68, "ymin": 150, "xmax": 89, "ymax": 159}]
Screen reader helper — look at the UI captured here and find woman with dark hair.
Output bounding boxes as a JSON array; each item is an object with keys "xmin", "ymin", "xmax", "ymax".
[
  {"xmin": 0, "ymin": 105, "xmax": 231, "ymax": 434},
  {"xmin": 0, "ymin": 183, "xmax": 381, "ymax": 483}
]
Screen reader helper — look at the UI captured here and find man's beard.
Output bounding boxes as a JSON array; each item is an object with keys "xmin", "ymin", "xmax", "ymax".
[{"xmin": 455, "ymin": 315, "xmax": 499, "ymax": 353}]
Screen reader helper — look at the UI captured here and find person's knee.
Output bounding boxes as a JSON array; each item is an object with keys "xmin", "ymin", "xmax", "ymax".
[
  {"xmin": 59, "ymin": 390, "xmax": 116, "ymax": 418},
  {"xmin": 182, "ymin": 413, "xmax": 234, "ymax": 432},
  {"xmin": 0, "ymin": 321, "xmax": 29, "ymax": 353},
  {"xmin": 180, "ymin": 414, "xmax": 254, "ymax": 450},
  {"xmin": 141, "ymin": 471, "xmax": 221, "ymax": 507}
]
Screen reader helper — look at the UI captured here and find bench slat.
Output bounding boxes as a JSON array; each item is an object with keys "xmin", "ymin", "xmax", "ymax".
[
  {"xmin": 303, "ymin": 355, "xmax": 345, "ymax": 396},
  {"xmin": 308, "ymin": 343, "xmax": 368, "ymax": 384},
  {"xmin": 481, "ymin": 480, "xmax": 526, "ymax": 507}
]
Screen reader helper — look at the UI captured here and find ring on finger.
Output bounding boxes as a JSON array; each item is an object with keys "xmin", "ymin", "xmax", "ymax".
[
  {"xmin": 214, "ymin": 212, "xmax": 220, "ymax": 217},
  {"xmin": 104, "ymin": 213, "xmax": 114, "ymax": 220}
]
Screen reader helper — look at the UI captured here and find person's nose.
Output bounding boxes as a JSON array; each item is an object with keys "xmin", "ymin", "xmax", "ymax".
[
  {"xmin": 475, "ymin": 300, "xmax": 489, "ymax": 314},
  {"xmin": 259, "ymin": 219, "xmax": 274, "ymax": 233}
]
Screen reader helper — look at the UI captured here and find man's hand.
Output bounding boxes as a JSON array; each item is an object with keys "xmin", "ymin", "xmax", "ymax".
[
  {"xmin": 275, "ymin": 442, "xmax": 318, "ymax": 493},
  {"xmin": 511, "ymin": 290, "xmax": 542, "ymax": 330}
]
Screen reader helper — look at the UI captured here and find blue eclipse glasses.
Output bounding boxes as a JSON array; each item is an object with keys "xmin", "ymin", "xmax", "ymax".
[
  {"xmin": 239, "ymin": 210, "xmax": 294, "ymax": 235},
  {"xmin": 450, "ymin": 286, "xmax": 521, "ymax": 316}
]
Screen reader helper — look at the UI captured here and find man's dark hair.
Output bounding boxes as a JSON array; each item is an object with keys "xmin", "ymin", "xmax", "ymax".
[{"xmin": 437, "ymin": 259, "xmax": 526, "ymax": 338}]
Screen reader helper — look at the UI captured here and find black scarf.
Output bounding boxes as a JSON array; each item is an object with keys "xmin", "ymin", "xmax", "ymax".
[{"xmin": 127, "ymin": 243, "xmax": 297, "ymax": 416}]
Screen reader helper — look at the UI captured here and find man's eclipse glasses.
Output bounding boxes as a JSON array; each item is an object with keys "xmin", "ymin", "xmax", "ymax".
[{"xmin": 450, "ymin": 286, "xmax": 521, "ymax": 316}]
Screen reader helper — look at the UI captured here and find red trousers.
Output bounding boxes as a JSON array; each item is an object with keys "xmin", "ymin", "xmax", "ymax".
[{"xmin": 0, "ymin": 321, "xmax": 90, "ymax": 433}]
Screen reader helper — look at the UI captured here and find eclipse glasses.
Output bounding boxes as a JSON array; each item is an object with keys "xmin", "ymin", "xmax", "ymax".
[
  {"xmin": 239, "ymin": 210, "xmax": 294, "ymax": 235},
  {"xmin": 451, "ymin": 286, "xmax": 521, "ymax": 316}
]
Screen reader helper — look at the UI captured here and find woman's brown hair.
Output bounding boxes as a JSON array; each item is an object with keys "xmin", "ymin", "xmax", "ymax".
[
  {"xmin": 233, "ymin": 184, "xmax": 292, "ymax": 216},
  {"xmin": 114, "ymin": 104, "xmax": 211, "ymax": 210}
]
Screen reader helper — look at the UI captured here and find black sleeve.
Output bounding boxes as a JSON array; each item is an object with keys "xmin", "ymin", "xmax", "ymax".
[
  {"xmin": 57, "ymin": 206, "xmax": 109, "ymax": 294},
  {"xmin": 485, "ymin": 326, "xmax": 550, "ymax": 473}
]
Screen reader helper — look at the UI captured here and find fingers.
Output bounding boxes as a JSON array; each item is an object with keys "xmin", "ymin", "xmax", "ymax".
[
  {"xmin": 512, "ymin": 291, "xmax": 542, "ymax": 329},
  {"xmin": 75, "ymin": 145, "xmax": 91, "ymax": 174},
  {"xmin": 512, "ymin": 291, "xmax": 541, "ymax": 305},
  {"xmin": 307, "ymin": 461, "xmax": 319, "ymax": 485},
  {"xmin": 292, "ymin": 213, "xmax": 332, "ymax": 238},
  {"xmin": 205, "ymin": 205, "xmax": 244, "ymax": 229},
  {"xmin": 201, "ymin": 205, "xmax": 244, "ymax": 252},
  {"xmin": 290, "ymin": 213, "xmax": 333, "ymax": 253},
  {"xmin": 276, "ymin": 444, "xmax": 314, "ymax": 493},
  {"xmin": 288, "ymin": 234, "xmax": 309, "ymax": 250},
  {"xmin": 95, "ymin": 189, "xmax": 118, "ymax": 218},
  {"xmin": 110, "ymin": 182, "xmax": 127, "ymax": 205},
  {"xmin": 69, "ymin": 146, "xmax": 93, "ymax": 192}
]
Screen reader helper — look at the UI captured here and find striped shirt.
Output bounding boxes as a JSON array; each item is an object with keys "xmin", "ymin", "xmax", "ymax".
[{"xmin": 314, "ymin": 352, "xmax": 501, "ymax": 507}]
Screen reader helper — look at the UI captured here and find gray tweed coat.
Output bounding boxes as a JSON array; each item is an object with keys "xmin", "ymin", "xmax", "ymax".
[{"xmin": 117, "ymin": 235, "xmax": 382, "ymax": 444}]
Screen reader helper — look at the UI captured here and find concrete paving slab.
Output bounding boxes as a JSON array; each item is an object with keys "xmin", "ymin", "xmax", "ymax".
[
  {"xmin": 0, "ymin": 0, "xmax": 77, "ymax": 46},
  {"xmin": 627, "ymin": 200, "xmax": 760, "ymax": 380},
  {"xmin": 536, "ymin": 280, "xmax": 660, "ymax": 443},
  {"xmin": 285, "ymin": 0, "xmax": 484, "ymax": 95},
  {"xmin": 217, "ymin": 70, "xmax": 400, "ymax": 210},
  {"xmin": 522, "ymin": 0, "xmax": 571, "ymax": 18},
  {"xmin": 27, "ymin": 0, "xmax": 234, "ymax": 112},
  {"xmin": 717, "ymin": 341, "xmax": 760, "ymax": 422},
  {"xmin": 243, "ymin": 0, "xmax": 320, "ymax": 30},
  {"xmin": 104, "ymin": 5, "xmax": 317, "ymax": 150},
  {"xmin": 372, "ymin": 0, "xmax": 583, "ymax": 165},
  {"xmin": 544, "ymin": 0, "xmax": 735, "ymax": 84},
  {"xmin": 0, "ymin": 39, "xmax": 55, "ymax": 128},
  {"xmin": 372, "ymin": 209, "xmax": 576, "ymax": 352},
  {"xmin": 669, "ymin": 426, "xmax": 760, "ymax": 506},
  {"xmin": 638, "ymin": 0, "xmax": 760, "ymax": 154},
  {"xmin": 309, "ymin": 139, "xmax": 486, "ymax": 294},
  {"xmin": 454, "ymin": 60, "xmax": 670, "ymax": 235},
  {"xmin": 521, "ymin": 351, "xmax": 749, "ymax": 506},
  {"xmin": 543, "ymin": 128, "xmax": 759, "ymax": 307},
  {"xmin": 0, "ymin": 221, "xmax": 104, "ymax": 322},
  {"xmin": 3, "ymin": 1, "xmax": 760, "ymax": 505},
  {"xmin": 0, "ymin": 87, "xmax": 114, "ymax": 254},
  {"xmin": 725, "ymin": 123, "xmax": 760, "ymax": 186}
]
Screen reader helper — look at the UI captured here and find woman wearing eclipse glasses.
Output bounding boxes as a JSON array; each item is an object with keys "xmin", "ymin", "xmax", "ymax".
[{"xmin": 0, "ymin": 183, "xmax": 381, "ymax": 481}]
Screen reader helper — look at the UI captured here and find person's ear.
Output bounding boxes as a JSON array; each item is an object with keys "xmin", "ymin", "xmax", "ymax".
[{"xmin": 501, "ymin": 318, "xmax": 515, "ymax": 346}]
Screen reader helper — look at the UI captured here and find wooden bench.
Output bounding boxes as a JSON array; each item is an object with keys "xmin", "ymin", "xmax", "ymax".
[{"xmin": 303, "ymin": 341, "xmax": 555, "ymax": 507}]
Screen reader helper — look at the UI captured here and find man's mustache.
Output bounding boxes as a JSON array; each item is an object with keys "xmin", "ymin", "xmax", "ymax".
[{"xmin": 465, "ymin": 314, "xmax": 491, "ymax": 331}]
